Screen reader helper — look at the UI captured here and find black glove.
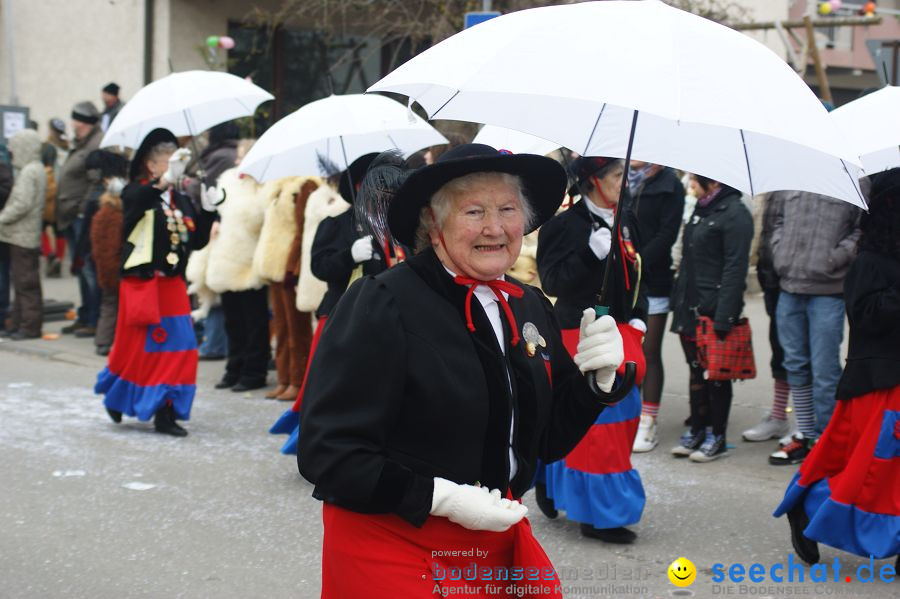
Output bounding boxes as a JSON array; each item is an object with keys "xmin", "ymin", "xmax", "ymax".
[
  {"xmin": 713, "ymin": 325, "xmax": 730, "ymax": 341},
  {"xmin": 283, "ymin": 271, "xmax": 299, "ymax": 289}
]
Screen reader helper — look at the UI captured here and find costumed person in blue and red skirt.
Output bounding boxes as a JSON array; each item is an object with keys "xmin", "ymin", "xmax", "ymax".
[
  {"xmin": 270, "ymin": 152, "xmax": 409, "ymax": 454},
  {"xmin": 773, "ymin": 167, "xmax": 900, "ymax": 569},
  {"xmin": 534, "ymin": 156, "xmax": 648, "ymax": 544},
  {"xmin": 95, "ymin": 129, "xmax": 215, "ymax": 437},
  {"xmin": 298, "ymin": 144, "xmax": 630, "ymax": 598}
]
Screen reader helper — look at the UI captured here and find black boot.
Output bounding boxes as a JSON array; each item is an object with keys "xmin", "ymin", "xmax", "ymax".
[
  {"xmin": 579, "ymin": 524, "xmax": 637, "ymax": 544},
  {"xmin": 787, "ymin": 504, "xmax": 819, "ymax": 564},
  {"xmin": 105, "ymin": 408, "xmax": 122, "ymax": 423},
  {"xmin": 534, "ymin": 482, "xmax": 558, "ymax": 519},
  {"xmin": 154, "ymin": 405, "xmax": 188, "ymax": 437}
]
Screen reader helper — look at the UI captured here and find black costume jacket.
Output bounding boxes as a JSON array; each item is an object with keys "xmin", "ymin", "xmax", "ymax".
[
  {"xmin": 836, "ymin": 250, "xmax": 900, "ymax": 400},
  {"xmin": 310, "ymin": 210, "xmax": 402, "ymax": 317},
  {"xmin": 537, "ymin": 198, "xmax": 648, "ymax": 328},
  {"xmin": 121, "ymin": 181, "xmax": 214, "ymax": 279},
  {"xmin": 298, "ymin": 248, "xmax": 606, "ymax": 527}
]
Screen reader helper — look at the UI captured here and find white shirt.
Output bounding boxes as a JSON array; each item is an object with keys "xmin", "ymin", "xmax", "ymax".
[
  {"xmin": 445, "ymin": 267, "xmax": 518, "ymax": 480},
  {"xmin": 584, "ymin": 198, "xmax": 615, "ymax": 226}
]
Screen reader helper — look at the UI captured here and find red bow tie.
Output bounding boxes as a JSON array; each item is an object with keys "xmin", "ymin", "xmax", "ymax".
[{"xmin": 453, "ymin": 275, "xmax": 525, "ymax": 346}]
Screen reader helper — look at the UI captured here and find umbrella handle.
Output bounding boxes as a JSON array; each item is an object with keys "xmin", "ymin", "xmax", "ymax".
[{"xmin": 586, "ymin": 304, "xmax": 637, "ymax": 404}]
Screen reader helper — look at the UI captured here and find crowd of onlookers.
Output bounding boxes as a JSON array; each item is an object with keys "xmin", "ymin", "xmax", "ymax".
[{"xmin": 0, "ymin": 81, "xmax": 867, "ymax": 472}]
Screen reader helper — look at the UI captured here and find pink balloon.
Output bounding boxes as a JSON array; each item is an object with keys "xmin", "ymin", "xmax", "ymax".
[
  {"xmin": 829, "ymin": 0, "xmax": 842, "ymax": 10},
  {"xmin": 218, "ymin": 36, "xmax": 235, "ymax": 50}
]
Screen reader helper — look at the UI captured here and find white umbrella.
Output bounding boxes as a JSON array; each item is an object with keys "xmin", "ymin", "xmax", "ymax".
[
  {"xmin": 369, "ymin": 0, "xmax": 865, "ymax": 208},
  {"xmin": 238, "ymin": 94, "xmax": 448, "ymax": 182},
  {"xmin": 100, "ymin": 70, "xmax": 274, "ymax": 149},
  {"xmin": 831, "ymin": 86, "xmax": 900, "ymax": 175},
  {"xmin": 473, "ymin": 124, "xmax": 559, "ymax": 156}
]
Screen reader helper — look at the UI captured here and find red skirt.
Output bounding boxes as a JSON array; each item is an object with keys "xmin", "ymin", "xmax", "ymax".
[
  {"xmin": 290, "ymin": 316, "xmax": 327, "ymax": 413},
  {"xmin": 321, "ymin": 504, "xmax": 562, "ymax": 598}
]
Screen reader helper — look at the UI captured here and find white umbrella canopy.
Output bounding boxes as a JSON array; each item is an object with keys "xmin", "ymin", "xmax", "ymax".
[
  {"xmin": 473, "ymin": 124, "xmax": 559, "ymax": 156},
  {"xmin": 369, "ymin": 0, "xmax": 866, "ymax": 208},
  {"xmin": 238, "ymin": 93, "xmax": 448, "ymax": 182},
  {"xmin": 100, "ymin": 70, "xmax": 274, "ymax": 149},
  {"xmin": 831, "ymin": 86, "xmax": 900, "ymax": 175}
]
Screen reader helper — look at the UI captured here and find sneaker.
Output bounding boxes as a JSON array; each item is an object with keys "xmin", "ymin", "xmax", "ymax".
[
  {"xmin": 769, "ymin": 433, "xmax": 813, "ymax": 465},
  {"xmin": 672, "ymin": 429, "xmax": 706, "ymax": 457},
  {"xmin": 689, "ymin": 433, "xmax": 729, "ymax": 462},
  {"xmin": 632, "ymin": 414, "xmax": 658, "ymax": 453},
  {"xmin": 779, "ymin": 430, "xmax": 799, "ymax": 447},
  {"xmin": 742, "ymin": 415, "xmax": 790, "ymax": 442}
]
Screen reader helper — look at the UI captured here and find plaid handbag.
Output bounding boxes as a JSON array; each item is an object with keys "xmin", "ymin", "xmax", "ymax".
[{"xmin": 695, "ymin": 316, "xmax": 756, "ymax": 381}]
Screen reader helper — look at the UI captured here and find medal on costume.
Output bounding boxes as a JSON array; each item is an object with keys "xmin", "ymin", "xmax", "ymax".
[{"xmin": 522, "ymin": 322, "xmax": 546, "ymax": 358}]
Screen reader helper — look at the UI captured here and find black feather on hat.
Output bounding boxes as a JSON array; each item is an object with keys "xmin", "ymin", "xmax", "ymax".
[
  {"xmin": 129, "ymin": 128, "xmax": 177, "ymax": 182},
  {"xmin": 338, "ymin": 152, "xmax": 380, "ymax": 204},
  {"xmin": 388, "ymin": 143, "xmax": 567, "ymax": 248}
]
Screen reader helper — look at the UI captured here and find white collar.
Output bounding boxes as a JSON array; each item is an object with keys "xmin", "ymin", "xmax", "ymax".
[{"xmin": 584, "ymin": 198, "xmax": 614, "ymax": 225}]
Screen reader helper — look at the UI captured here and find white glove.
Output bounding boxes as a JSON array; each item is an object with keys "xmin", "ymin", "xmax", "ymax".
[
  {"xmin": 430, "ymin": 477, "xmax": 528, "ymax": 532},
  {"xmin": 350, "ymin": 235, "xmax": 374, "ymax": 263},
  {"xmin": 573, "ymin": 309, "xmax": 624, "ymax": 394},
  {"xmin": 162, "ymin": 148, "xmax": 191, "ymax": 185},
  {"xmin": 588, "ymin": 227, "xmax": 612, "ymax": 260},
  {"xmin": 200, "ymin": 183, "xmax": 222, "ymax": 212},
  {"xmin": 628, "ymin": 318, "xmax": 647, "ymax": 334}
]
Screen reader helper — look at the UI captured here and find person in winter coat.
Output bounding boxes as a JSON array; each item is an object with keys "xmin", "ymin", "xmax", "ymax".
[
  {"xmin": 298, "ymin": 144, "xmax": 626, "ymax": 597},
  {"xmin": 252, "ymin": 176, "xmax": 320, "ymax": 400},
  {"xmin": 207, "ymin": 166, "xmax": 271, "ymax": 392},
  {"xmin": 0, "ymin": 129, "xmax": 47, "ymax": 339},
  {"xmin": 89, "ymin": 154, "xmax": 129, "ymax": 356},
  {"xmin": 535, "ymin": 156, "xmax": 648, "ymax": 544},
  {"xmin": 669, "ymin": 175, "xmax": 753, "ymax": 461},
  {"xmin": 0, "ymin": 156, "xmax": 12, "ymax": 329},
  {"xmin": 95, "ymin": 129, "xmax": 215, "ymax": 437},
  {"xmin": 628, "ymin": 161, "xmax": 685, "ymax": 453},
  {"xmin": 767, "ymin": 189, "xmax": 863, "ymax": 465},
  {"xmin": 57, "ymin": 102, "xmax": 102, "ymax": 335},
  {"xmin": 42, "ymin": 118, "xmax": 69, "ymax": 278},
  {"xmin": 773, "ymin": 168, "xmax": 900, "ymax": 570}
]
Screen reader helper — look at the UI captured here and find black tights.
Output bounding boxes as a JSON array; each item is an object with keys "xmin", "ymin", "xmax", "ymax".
[
  {"xmin": 641, "ymin": 313, "xmax": 668, "ymax": 406},
  {"xmin": 680, "ymin": 335, "xmax": 732, "ymax": 437}
]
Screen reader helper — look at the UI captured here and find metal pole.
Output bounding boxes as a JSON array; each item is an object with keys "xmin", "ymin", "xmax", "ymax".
[
  {"xmin": 482, "ymin": 0, "xmax": 492, "ymax": 12},
  {"xmin": 3, "ymin": 0, "xmax": 19, "ymax": 104}
]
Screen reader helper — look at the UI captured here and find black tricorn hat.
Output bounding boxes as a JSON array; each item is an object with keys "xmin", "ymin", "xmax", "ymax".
[
  {"xmin": 338, "ymin": 152, "xmax": 379, "ymax": 204},
  {"xmin": 388, "ymin": 143, "xmax": 566, "ymax": 247},
  {"xmin": 129, "ymin": 128, "xmax": 178, "ymax": 182}
]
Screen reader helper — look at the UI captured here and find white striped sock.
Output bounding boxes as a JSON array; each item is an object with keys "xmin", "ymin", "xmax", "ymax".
[{"xmin": 790, "ymin": 384, "xmax": 815, "ymax": 437}]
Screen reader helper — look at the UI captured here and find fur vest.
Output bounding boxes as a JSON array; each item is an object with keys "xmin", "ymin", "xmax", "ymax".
[
  {"xmin": 186, "ymin": 242, "xmax": 217, "ymax": 320},
  {"xmin": 296, "ymin": 184, "xmax": 348, "ymax": 312},
  {"xmin": 90, "ymin": 191, "xmax": 123, "ymax": 292},
  {"xmin": 253, "ymin": 176, "xmax": 322, "ymax": 282},
  {"xmin": 206, "ymin": 168, "xmax": 268, "ymax": 293}
]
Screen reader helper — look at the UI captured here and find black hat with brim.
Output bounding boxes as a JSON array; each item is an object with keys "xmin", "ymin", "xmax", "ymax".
[
  {"xmin": 388, "ymin": 143, "xmax": 567, "ymax": 247},
  {"xmin": 129, "ymin": 128, "xmax": 178, "ymax": 182},
  {"xmin": 339, "ymin": 152, "xmax": 380, "ymax": 204}
]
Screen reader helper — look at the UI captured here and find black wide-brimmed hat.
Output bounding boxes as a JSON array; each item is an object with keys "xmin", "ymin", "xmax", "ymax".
[
  {"xmin": 338, "ymin": 152, "xmax": 380, "ymax": 204},
  {"xmin": 388, "ymin": 143, "xmax": 567, "ymax": 247},
  {"xmin": 129, "ymin": 128, "xmax": 178, "ymax": 182}
]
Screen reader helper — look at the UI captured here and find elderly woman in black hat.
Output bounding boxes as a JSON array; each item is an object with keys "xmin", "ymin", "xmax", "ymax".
[
  {"xmin": 95, "ymin": 129, "xmax": 214, "ymax": 437},
  {"xmin": 533, "ymin": 156, "xmax": 648, "ymax": 545},
  {"xmin": 298, "ymin": 144, "xmax": 626, "ymax": 598}
]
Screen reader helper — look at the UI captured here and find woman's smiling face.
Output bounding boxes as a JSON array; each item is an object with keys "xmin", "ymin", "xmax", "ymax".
[{"xmin": 431, "ymin": 177, "xmax": 526, "ymax": 281}]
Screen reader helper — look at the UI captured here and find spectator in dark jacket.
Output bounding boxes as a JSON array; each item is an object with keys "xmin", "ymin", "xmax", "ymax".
[
  {"xmin": 628, "ymin": 162, "xmax": 685, "ymax": 453},
  {"xmin": 670, "ymin": 175, "xmax": 753, "ymax": 462},
  {"xmin": 767, "ymin": 189, "xmax": 863, "ymax": 465},
  {"xmin": 0, "ymin": 154, "xmax": 12, "ymax": 329}
]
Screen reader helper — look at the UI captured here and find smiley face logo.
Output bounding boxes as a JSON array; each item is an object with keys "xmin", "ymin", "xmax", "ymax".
[{"xmin": 668, "ymin": 557, "xmax": 696, "ymax": 587}]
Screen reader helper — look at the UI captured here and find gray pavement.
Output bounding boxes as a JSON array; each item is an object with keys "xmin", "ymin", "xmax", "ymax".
[{"xmin": 0, "ymin": 269, "xmax": 895, "ymax": 598}]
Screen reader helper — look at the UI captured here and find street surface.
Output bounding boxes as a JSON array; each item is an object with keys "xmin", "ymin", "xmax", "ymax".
[{"xmin": 0, "ymin": 272, "xmax": 894, "ymax": 598}]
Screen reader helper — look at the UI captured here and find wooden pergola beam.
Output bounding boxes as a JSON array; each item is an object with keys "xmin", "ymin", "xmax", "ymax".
[{"xmin": 732, "ymin": 15, "xmax": 882, "ymax": 31}]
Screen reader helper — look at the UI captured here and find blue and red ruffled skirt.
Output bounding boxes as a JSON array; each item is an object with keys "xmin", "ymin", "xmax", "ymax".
[
  {"xmin": 773, "ymin": 386, "xmax": 900, "ymax": 559},
  {"xmin": 95, "ymin": 275, "xmax": 197, "ymax": 421}
]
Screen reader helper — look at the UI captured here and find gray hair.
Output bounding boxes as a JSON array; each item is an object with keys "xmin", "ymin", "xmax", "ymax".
[
  {"xmin": 413, "ymin": 171, "xmax": 536, "ymax": 252},
  {"xmin": 147, "ymin": 141, "xmax": 177, "ymax": 162}
]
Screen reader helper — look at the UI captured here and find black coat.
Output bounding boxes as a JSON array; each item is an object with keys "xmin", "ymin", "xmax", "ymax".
[
  {"xmin": 670, "ymin": 188, "xmax": 753, "ymax": 335},
  {"xmin": 632, "ymin": 168, "xmax": 684, "ymax": 297},
  {"xmin": 537, "ymin": 198, "xmax": 648, "ymax": 328},
  {"xmin": 310, "ymin": 209, "xmax": 399, "ymax": 317},
  {"xmin": 298, "ymin": 248, "xmax": 605, "ymax": 527},
  {"xmin": 120, "ymin": 181, "xmax": 214, "ymax": 279},
  {"xmin": 836, "ymin": 250, "xmax": 900, "ymax": 400}
]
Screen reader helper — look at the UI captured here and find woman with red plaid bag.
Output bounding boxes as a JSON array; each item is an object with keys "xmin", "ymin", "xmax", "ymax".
[{"xmin": 669, "ymin": 175, "xmax": 753, "ymax": 462}]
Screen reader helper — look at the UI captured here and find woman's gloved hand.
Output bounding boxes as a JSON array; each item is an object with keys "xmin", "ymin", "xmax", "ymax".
[
  {"xmin": 588, "ymin": 226, "xmax": 612, "ymax": 260},
  {"xmin": 573, "ymin": 309, "xmax": 624, "ymax": 393},
  {"xmin": 162, "ymin": 148, "xmax": 191, "ymax": 187},
  {"xmin": 430, "ymin": 477, "xmax": 528, "ymax": 532},
  {"xmin": 351, "ymin": 235, "xmax": 375, "ymax": 263}
]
